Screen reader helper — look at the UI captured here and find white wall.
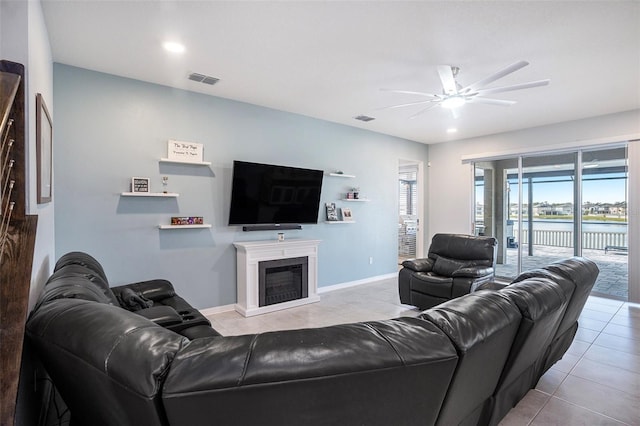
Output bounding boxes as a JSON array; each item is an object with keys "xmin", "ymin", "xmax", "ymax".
[
  {"xmin": 0, "ymin": 0, "xmax": 28, "ymax": 63},
  {"xmin": 428, "ymin": 109, "xmax": 640, "ymax": 302},
  {"xmin": 26, "ymin": 0, "xmax": 54, "ymax": 310}
]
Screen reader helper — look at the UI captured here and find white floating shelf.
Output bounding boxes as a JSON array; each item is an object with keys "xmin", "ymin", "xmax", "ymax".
[
  {"xmin": 160, "ymin": 158, "xmax": 211, "ymax": 166},
  {"xmin": 328, "ymin": 173, "xmax": 356, "ymax": 178},
  {"xmin": 121, "ymin": 192, "xmax": 179, "ymax": 197},
  {"xmin": 159, "ymin": 224, "xmax": 212, "ymax": 229},
  {"xmin": 342, "ymin": 198, "xmax": 370, "ymax": 202},
  {"xmin": 325, "ymin": 221, "xmax": 356, "ymax": 224}
]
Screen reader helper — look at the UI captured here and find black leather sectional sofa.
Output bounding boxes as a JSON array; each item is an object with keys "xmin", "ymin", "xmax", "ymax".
[{"xmin": 26, "ymin": 252, "xmax": 599, "ymax": 426}]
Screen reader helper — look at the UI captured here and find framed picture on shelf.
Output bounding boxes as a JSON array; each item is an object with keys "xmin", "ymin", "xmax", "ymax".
[
  {"xmin": 326, "ymin": 202, "xmax": 338, "ymax": 221},
  {"xmin": 341, "ymin": 207, "xmax": 353, "ymax": 221},
  {"xmin": 131, "ymin": 177, "xmax": 150, "ymax": 193}
]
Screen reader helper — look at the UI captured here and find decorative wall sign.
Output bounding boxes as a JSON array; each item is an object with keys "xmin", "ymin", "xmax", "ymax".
[
  {"xmin": 131, "ymin": 177, "xmax": 150, "ymax": 193},
  {"xmin": 36, "ymin": 93, "xmax": 53, "ymax": 204},
  {"xmin": 167, "ymin": 140, "xmax": 204, "ymax": 163}
]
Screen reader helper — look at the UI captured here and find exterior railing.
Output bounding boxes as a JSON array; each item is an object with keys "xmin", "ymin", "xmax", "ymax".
[{"xmin": 520, "ymin": 230, "xmax": 627, "ymax": 250}]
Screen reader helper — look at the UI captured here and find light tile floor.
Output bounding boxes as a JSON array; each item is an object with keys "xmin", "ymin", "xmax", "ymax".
[{"xmin": 206, "ymin": 278, "xmax": 640, "ymax": 425}]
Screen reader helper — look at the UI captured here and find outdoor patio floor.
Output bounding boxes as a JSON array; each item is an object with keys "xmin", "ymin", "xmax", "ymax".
[{"xmin": 496, "ymin": 246, "xmax": 629, "ymax": 300}]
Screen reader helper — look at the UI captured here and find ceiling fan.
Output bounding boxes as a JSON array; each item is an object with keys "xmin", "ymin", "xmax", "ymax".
[{"xmin": 379, "ymin": 60, "xmax": 550, "ymax": 119}]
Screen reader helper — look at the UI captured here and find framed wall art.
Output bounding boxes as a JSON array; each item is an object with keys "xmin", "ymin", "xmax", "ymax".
[
  {"xmin": 131, "ymin": 177, "xmax": 151, "ymax": 193},
  {"xmin": 36, "ymin": 93, "xmax": 52, "ymax": 204},
  {"xmin": 341, "ymin": 207, "xmax": 353, "ymax": 221}
]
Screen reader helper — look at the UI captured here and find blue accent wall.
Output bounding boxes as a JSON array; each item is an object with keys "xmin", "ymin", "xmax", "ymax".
[{"xmin": 53, "ymin": 63, "xmax": 428, "ymax": 309}]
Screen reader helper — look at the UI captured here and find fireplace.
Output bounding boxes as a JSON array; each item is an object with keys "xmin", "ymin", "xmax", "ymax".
[
  {"xmin": 259, "ymin": 257, "xmax": 308, "ymax": 306},
  {"xmin": 234, "ymin": 239, "xmax": 320, "ymax": 316}
]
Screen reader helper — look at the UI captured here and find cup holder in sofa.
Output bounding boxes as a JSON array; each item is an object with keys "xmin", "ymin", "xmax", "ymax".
[
  {"xmin": 178, "ymin": 310, "xmax": 191, "ymax": 315},
  {"xmin": 182, "ymin": 315, "xmax": 195, "ymax": 320}
]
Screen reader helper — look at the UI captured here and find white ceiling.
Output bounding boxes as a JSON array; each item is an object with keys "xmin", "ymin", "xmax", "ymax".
[{"xmin": 41, "ymin": 0, "xmax": 640, "ymax": 144}]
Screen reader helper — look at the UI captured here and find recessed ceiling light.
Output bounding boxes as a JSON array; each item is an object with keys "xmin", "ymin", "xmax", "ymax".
[
  {"xmin": 163, "ymin": 41, "xmax": 185, "ymax": 54},
  {"xmin": 447, "ymin": 128, "xmax": 458, "ymax": 133}
]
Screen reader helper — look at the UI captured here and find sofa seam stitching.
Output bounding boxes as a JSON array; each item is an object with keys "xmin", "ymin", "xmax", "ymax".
[
  {"xmin": 363, "ymin": 322, "xmax": 407, "ymax": 367},
  {"xmin": 238, "ymin": 334, "xmax": 259, "ymax": 386}
]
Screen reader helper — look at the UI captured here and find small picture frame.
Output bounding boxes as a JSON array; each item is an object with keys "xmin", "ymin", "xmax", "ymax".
[
  {"xmin": 325, "ymin": 202, "xmax": 338, "ymax": 221},
  {"xmin": 341, "ymin": 207, "xmax": 353, "ymax": 221},
  {"xmin": 131, "ymin": 177, "xmax": 150, "ymax": 193}
]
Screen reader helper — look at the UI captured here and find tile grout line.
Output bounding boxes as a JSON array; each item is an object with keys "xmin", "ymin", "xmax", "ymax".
[{"xmin": 529, "ymin": 300, "xmax": 622, "ymax": 424}]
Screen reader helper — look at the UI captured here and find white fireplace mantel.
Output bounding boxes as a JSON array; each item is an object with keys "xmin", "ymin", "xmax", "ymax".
[{"xmin": 233, "ymin": 239, "xmax": 321, "ymax": 317}]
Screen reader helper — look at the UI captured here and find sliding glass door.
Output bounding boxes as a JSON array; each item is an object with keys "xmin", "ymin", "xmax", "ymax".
[
  {"xmin": 518, "ymin": 152, "xmax": 577, "ymax": 272},
  {"xmin": 473, "ymin": 144, "xmax": 629, "ymax": 300},
  {"xmin": 581, "ymin": 147, "xmax": 628, "ymax": 299}
]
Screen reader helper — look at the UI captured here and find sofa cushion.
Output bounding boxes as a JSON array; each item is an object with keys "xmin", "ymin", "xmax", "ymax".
[
  {"xmin": 420, "ymin": 291, "xmax": 522, "ymax": 426},
  {"xmin": 429, "ymin": 233, "xmax": 497, "ymax": 264},
  {"xmin": 36, "ymin": 276, "xmax": 117, "ymax": 308},
  {"xmin": 432, "ymin": 256, "xmax": 468, "ymax": 276},
  {"xmin": 162, "ymin": 317, "xmax": 458, "ymax": 426},
  {"xmin": 411, "ymin": 272, "xmax": 453, "ymax": 298},
  {"xmin": 54, "ymin": 251, "xmax": 109, "ymax": 283},
  {"xmin": 26, "ymin": 298, "xmax": 188, "ymax": 426},
  {"xmin": 47, "ymin": 264, "xmax": 120, "ymax": 305}
]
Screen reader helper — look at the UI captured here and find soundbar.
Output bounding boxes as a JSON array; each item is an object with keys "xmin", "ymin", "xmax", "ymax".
[{"xmin": 242, "ymin": 224, "xmax": 303, "ymax": 232}]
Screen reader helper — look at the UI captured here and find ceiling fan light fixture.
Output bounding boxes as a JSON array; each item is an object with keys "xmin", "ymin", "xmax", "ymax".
[
  {"xmin": 441, "ymin": 96, "xmax": 466, "ymax": 109},
  {"xmin": 162, "ymin": 41, "xmax": 185, "ymax": 54}
]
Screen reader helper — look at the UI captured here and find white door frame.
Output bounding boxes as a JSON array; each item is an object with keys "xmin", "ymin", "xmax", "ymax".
[{"xmin": 398, "ymin": 159, "xmax": 425, "ymax": 258}]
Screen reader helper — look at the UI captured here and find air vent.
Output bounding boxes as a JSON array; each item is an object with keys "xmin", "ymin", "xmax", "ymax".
[
  {"xmin": 188, "ymin": 72, "xmax": 220, "ymax": 85},
  {"xmin": 354, "ymin": 115, "xmax": 375, "ymax": 122}
]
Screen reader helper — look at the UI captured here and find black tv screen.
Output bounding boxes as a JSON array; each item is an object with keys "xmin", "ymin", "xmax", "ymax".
[{"xmin": 228, "ymin": 161, "xmax": 324, "ymax": 225}]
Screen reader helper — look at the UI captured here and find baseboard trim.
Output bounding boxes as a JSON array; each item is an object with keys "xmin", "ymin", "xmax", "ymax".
[
  {"xmin": 199, "ymin": 272, "xmax": 398, "ymax": 315},
  {"xmin": 317, "ymin": 273, "xmax": 398, "ymax": 294},
  {"xmin": 199, "ymin": 304, "xmax": 236, "ymax": 317}
]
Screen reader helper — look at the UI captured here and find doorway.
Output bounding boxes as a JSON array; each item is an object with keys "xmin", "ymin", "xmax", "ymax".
[{"xmin": 398, "ymin": 160, "xmax": 424, "ymax": 264}]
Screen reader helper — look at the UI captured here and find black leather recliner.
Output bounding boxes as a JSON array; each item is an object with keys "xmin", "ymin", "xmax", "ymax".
[{"xmin": 399, "ymin": 233, "xmax": 498, "ymax": 309}]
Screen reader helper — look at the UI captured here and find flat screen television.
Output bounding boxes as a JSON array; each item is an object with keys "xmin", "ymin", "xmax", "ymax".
[{"xmin": 228, "ymin": 160, "xmax": 324, "ymax": 226}]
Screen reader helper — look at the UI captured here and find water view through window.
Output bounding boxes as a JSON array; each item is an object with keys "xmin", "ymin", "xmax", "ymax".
[{"xmin": 474, "ymin": 146, "xmax": 628, "ymax": 300}]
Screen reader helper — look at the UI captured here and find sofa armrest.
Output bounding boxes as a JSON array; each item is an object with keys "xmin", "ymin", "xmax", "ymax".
[
  {"xmin": 452, "ymin": 266, "xmax": 494, "ymax": 278},
  {"xmin": 401, "ymin": 258, "xmax": 434, "ymax": 272},
  {"xmin": 135, "ymin": 306, "xmax": 183, "ymax": 326},
  {"xmin": 113, "ymin": 279, "xmax": 176, "ymax": 301}
]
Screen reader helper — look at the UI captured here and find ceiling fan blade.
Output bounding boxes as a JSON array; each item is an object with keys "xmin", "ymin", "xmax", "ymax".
[
  {"xmin": 375, "ymin": 99, "xmax": 439, "ymax": 111},
  {"xmin": 437, "ymin": 65, "xmax": 458, "ymax": 95},
  {"xmin": 408, "ymin": 102, "xmax": 441, "ymax": 119},
  {"xmin": 460, "ymin": 60, "xmax": 530, "ymax": 94},
  {"xmin": 380, "ymin": 88, "xmax": 440, "ymax": 98},
  {"xmin": 467, "ymin": 97, "xmax": 517, "ymax": 106},
  {"xmin": 473, "ymin": 79, "xmax": 550, "ymax": 96}
]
